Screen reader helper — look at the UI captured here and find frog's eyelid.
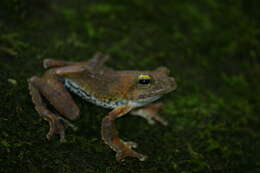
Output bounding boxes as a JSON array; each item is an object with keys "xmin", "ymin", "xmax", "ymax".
[{"xmin": 138, "ymin": 74, "xmax": 151, "ymax": 80}]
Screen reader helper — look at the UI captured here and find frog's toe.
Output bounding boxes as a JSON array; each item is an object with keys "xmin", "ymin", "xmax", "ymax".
[
  {"xmin": 46, "ymin": 125, "xmax": 66, "ymax": 142},
  {"xmin": 116, "ymin": 150, "xmax": 148, "ymax": 162},
  {"xmin": 45, "ymin": 114, "xmax": 77, "ymax": 142},
  {"xmin": 116, "ymin": 140, "xmax": 147, "ymax": 162},
  {"xmin": 152, "ymin": 115, "xmax": 168, "ymax": 126},
  {"xmin": 123, "ymin": 141, "xmax": 138, "ymax": 149}
]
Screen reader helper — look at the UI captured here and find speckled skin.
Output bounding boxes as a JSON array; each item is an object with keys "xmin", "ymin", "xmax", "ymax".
[{"xmin": 28, "ymin": 53, "xmax": 177, "ymax": 162}]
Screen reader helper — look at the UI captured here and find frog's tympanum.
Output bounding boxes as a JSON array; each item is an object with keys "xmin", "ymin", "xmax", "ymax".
[{"xmin": 28, "ymin": 53, "xmax": 177, "ymax": 162}]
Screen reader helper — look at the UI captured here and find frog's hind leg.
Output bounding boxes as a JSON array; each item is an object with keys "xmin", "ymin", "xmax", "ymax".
[
  {"xmin": 130, "ymin": 103, "xmax": 168, "ymax": 126},
  {"xmin": 28, "ymin": 76, "xmax": 79, "ymax": 142},
  {"xmin": 101, "ymin": 105, "xmax": 147, "ymax": 162},
  {"xmin": 43, "ymin": 52, "xmax": 109, "ymax": 70}
]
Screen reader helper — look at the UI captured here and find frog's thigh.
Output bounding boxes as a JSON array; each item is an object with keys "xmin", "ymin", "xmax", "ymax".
[{"xmin": 30, "ymin": 76, "xmax": 80, "ymax": 120}]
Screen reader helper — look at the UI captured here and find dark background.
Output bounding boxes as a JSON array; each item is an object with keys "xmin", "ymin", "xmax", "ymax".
[{"xmin": 0, "ymin": 0, "xmax": 259, "ymax": 172}]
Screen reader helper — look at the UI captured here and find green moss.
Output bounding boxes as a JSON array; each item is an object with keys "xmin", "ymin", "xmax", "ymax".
[{"xmin": 0, "ymin": 0, "xmax": 259, "ymax": 172}]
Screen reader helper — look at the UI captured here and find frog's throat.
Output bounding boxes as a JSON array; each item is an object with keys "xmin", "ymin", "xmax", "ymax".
[
  {"xmin": 63, "ymin": 79, "xmax": 161, "ymax": 109},
  {"xmin": 129, "ymin": 95, "xmax": 161, "ymax": 108}
]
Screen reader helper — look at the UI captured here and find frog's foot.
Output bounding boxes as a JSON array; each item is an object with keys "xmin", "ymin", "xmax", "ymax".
[
  {"xmin": 45, "ymin": 113, "xmax": 78, "ymax": 142},
  {"xmin": 115, "ymin": 139, "xmax": 147, "ymax": 162},
  {"xmin": 115, "ymin": 145, "xmax": 147, "ymax": 162},
  {"xmin": 131, "ymin": 103, "xmax": 168, "ymax": 126}
]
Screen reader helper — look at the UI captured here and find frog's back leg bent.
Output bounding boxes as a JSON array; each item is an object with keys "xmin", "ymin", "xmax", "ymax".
[
  {"xmin": 28, "ymin": 75, "xmax": 79, "ymax": 142},
  {"xmin": 43, "ymin": 52, "xmax": 109, "ymax": 70}
]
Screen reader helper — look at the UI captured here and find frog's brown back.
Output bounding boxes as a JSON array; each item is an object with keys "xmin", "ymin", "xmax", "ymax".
[{"xmin": 62, "ymin": 69, "xmax": 135, "ymax": 108}]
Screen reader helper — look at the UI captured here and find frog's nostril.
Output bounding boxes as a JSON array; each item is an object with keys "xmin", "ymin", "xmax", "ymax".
[
  {"xmin": 169, "ymin": 77, "xmax": 175, "ymax": 83},
  {"xmin": 169, "ymin": 77, "xmax": 177, "ymax": 90}
]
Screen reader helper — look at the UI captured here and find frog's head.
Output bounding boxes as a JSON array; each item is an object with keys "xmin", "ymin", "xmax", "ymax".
[{"xmin": 124, "ymin": 67, "xmax": 177, "ymax": 105}]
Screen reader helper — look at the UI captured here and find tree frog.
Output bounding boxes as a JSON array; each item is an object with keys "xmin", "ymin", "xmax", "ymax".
[{"xmin": 28, "ymin": 52, "xmax": 177, "ymax": 162}]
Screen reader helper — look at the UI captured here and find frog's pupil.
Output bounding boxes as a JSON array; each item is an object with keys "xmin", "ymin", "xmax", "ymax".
[{"xmin": 139, "ymin": 79, "xmax": 150, "ymax": 85}]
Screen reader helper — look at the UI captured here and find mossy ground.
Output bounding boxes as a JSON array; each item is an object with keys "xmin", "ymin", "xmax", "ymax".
[{"xmin": 0, "ymin": 0, "xmax": 259, "ymax": 172}]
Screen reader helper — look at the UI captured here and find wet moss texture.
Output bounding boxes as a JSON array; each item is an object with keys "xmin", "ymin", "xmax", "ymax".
[{"xmin": 0, "ymin": 0, "xmax": 259, "ymax": 172}]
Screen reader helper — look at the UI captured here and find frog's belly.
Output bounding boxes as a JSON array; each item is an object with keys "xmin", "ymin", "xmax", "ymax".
[{"xmin": 63, "ymin": 79, "xmax": 127, "ymax": 109}]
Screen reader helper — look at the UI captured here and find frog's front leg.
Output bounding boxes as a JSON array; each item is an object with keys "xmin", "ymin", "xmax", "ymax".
[
  {"xmin": 130, "ymin": 103, "xmax": 168, "ymax": 126},
  {"xmin": 28, "ymin": 76, "xmax": 79, "ymax": 142},
  {"xmin": 101, "ymin": 105, "xmax": 147, "ymax": 162}
]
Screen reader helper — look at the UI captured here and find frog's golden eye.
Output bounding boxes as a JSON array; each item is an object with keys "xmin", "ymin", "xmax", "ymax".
[{"xmin": 138, "ymin": 74, "xmax": 151, "ymax": 85}]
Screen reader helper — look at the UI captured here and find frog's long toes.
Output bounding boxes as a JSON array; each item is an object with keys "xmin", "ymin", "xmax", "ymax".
[
  {"xmin": 59, "ymin": 117, "xmax": 78, "ymax": 131},
  {"xmin": 115, "ymin": 141, "xmax": 148, "ymax": 162},
  {"xmin": 45, "ymin": 116, "xmax": 77, "ymax": 142},
  {"xmin": 46, "ymin": 119, "xmax": 66, "ymax": 142},
  {"xmin": 153, "ymin": 116, "xmax": 168, "ymax": 126},
  {"xmin": 59, "ymin": 130, "xmax": 66, "ymax": 143},
  {"xmin": 116, "ymin": 150, "xmax": 148, "ymax": 162},
  {"xmin": 138, "ymin": 154, "xmax": 148, "ymax": 161},
  {"xmin": 124, "ymin": 141, "xmax": 138, "ymax": 149},
  {"xmin": 46, "ymin": 126, "xmax": 55, "ymax": 140},
  {"xmin": 147, "ymin": 118, "xmax": 156, "ymax": 125},
  {"xmin": 43, "ymin": 59, "xmax": 52, "ymax": 69}
]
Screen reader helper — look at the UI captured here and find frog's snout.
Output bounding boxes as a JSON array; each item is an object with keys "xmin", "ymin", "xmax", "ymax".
[{"xmin": 169, "ymin": 77, "xmax": 177, "ymax": 91}]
